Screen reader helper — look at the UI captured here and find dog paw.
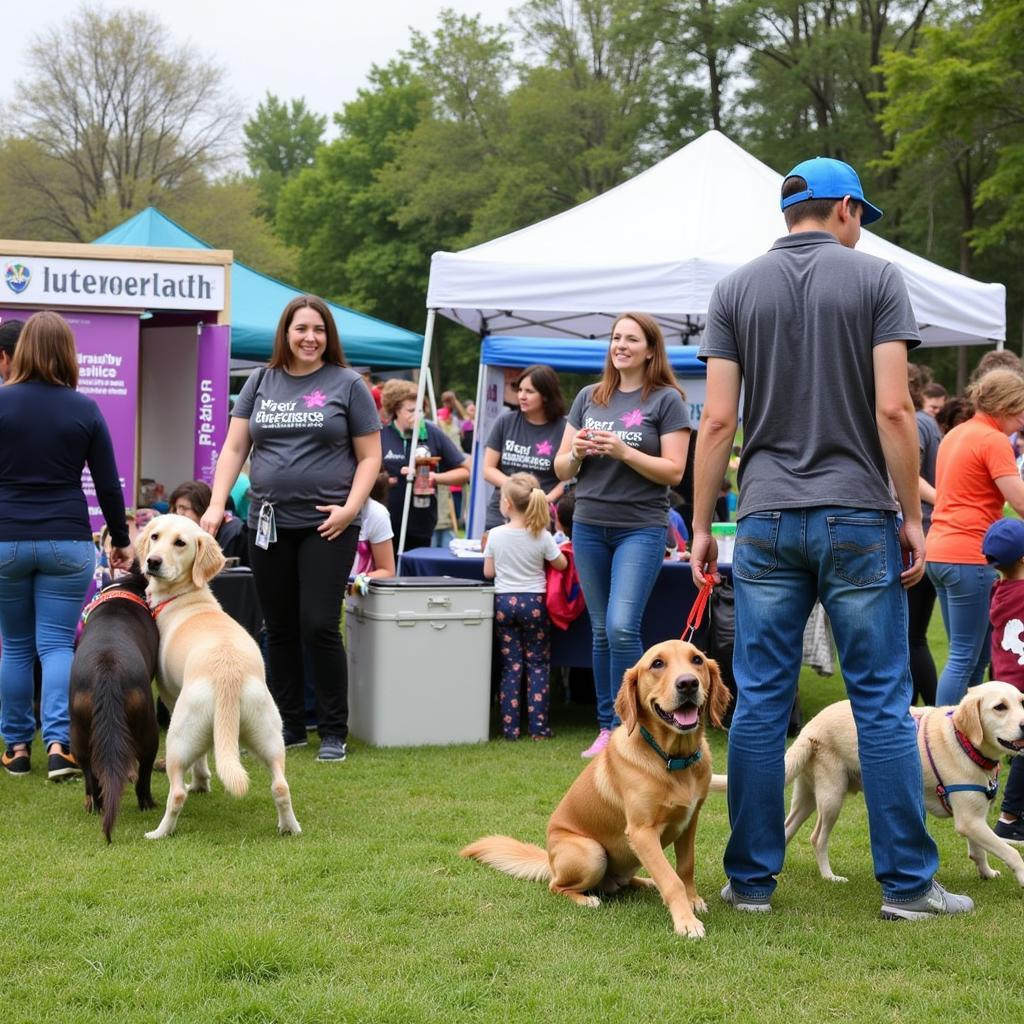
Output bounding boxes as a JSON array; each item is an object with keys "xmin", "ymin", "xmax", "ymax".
[
  {"xmin": 144, "ymin": 829, "xmax": 167, "ymax": 840},
  {"xmin": 675, "ymin": 918, "xmax": 705, "ymax": 939},
  {"xmin": 580, "ymin": 894, "xmax": 601, "ymax": 908},
  {"xmin": 691, "ymin": 896, "xmax": 708, "ymax": 915},
  {"xmin": 978, "ymin": 867, "xmax": 1000, "ymax": 880},
  {"xmin": 825, "ymin": 874, "xmax": 849, "ymax": 883},
  {"xmin": 279, "ymin": 821, "xmax": 302, "ymax": 836},
  {"xmin": 187, "ymin": 780, "xmax": 210, "ymax": 794},
  {"xmin": 139, "ymin": 795, "xmax": 156, "ymax": 811}
]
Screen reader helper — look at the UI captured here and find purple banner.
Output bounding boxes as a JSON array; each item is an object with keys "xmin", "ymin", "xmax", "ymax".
[
  {"xmin": 193, "ymin": 323, "xmax": 231, "ymax": 486},
  {"xmin": 0, "ymin": 307, "xmax": 138, "ymax": 534}
]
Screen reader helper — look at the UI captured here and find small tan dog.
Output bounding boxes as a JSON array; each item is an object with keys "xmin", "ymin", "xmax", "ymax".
[
  {"xmin": 710, "ymin": 682, "xmax": 1024, "ymax": 885},
  {"xmin": 462, "ymin": 640, "xmax": 730, "ymax": 938},
  {"xmin": 137, "ymin": 514, "xmax": 300, "ymax": 839}
]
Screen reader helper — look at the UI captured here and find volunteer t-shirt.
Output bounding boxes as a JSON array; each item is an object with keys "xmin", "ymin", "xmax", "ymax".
[
  {"xmin": 484, "ymin": 524, "xmax": 562, "ymax": 594},
  {"xmin": 354, "ymin": 497, "xmax": 394, "ymax": 575},
  {"xmin": 926, "ymin": 413, "xmax": 1019, "ymax": 564},
  {"xmin": 380, "ymin": 420, "xmax": 467, "ymax": 539},
  {"xmin": 484, "ymin": 411, "xmax": 567, "ymax": 529},
  {"xmin": 233, "ymin": 364, "xmax": 381, "ymax": 529},
  {"xmin": 567, "ymin": 385, "xmax": 691, "ymax": 528}
]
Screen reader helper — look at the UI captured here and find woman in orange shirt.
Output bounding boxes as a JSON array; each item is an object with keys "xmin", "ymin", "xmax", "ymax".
[{"xmin": 926, "ymin": 369, "xmax": 1024, "ymax": 705}]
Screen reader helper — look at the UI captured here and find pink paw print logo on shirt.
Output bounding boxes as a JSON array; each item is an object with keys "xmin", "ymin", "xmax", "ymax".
[
  {"xmin": 302, "ymin": 389, "xmax": 327, "ymax": 409},
  {"xmin": 535, "ymin": 439, "xmax": 553, "ymax": 456},
  {"xmin": 620, "ymin": 409, "xmax": 644, "ymax": 428}
]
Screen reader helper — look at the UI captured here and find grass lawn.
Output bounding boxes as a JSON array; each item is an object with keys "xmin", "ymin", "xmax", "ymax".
[{"xmin": 3, "ymin": 614, "xmax": 1018, "ymax": 1024}]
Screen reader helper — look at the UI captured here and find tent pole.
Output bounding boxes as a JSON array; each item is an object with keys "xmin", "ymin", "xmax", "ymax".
[
  {"xmin": 397, "ymin": 308, "xmax": 436, "ymax": 574},
  {"xmin": 466, "ymin": 357, "xmax": 487, "ymax": 537}
]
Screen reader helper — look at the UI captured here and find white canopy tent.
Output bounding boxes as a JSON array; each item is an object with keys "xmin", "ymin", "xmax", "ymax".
[{"xmin": 395, "ymin": 130, "xmax": 1007, "ymax": 560}]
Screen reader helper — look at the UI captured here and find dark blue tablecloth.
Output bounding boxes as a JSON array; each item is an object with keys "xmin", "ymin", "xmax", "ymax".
[{"xmin": 398, "ymin": 547, "xmax": 730, "ymax": 668}]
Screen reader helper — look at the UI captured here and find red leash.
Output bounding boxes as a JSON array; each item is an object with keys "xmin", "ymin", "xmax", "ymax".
[{"xmin": 683, "ymin": 578, "xmax": 714, "ymax": 641}]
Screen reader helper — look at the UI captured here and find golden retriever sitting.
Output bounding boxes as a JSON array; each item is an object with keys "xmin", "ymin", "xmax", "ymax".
[
  {"xmin": 461, "ymin": 640, "xmax": 730, "ymax": 938},
  {"xmin": 137, "ymin": 514, "xmax": 300, "ymax": 840},
  {"xmin": 777, "ymin": 682, "xmax": 1024, "ymax": 885}
]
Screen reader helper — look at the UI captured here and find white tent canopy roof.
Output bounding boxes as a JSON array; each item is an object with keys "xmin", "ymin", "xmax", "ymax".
[{"xmin": 426, "ymin": 130, "xmax": 1005, "ymax": 347}]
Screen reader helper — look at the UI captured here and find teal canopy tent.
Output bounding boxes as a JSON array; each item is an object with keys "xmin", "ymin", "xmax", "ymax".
[{"xmin": 94, "ymin": 208, "xmax": 423, "ymax": 368}]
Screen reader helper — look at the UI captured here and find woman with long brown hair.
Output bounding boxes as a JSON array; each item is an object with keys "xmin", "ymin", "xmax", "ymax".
[
  {"xmin": 553, "ymin": 313, "xmax": 691, "ymax": 757},
  {"xmin": 201, "ymin": 295, "xmax": 382, "ymax": 764},
  {"xmin": 0, "ymin": 311, "xmax": 133, "ymax": 779}
]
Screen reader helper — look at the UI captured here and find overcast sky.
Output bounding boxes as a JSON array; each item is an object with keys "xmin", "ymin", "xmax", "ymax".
[{"xmin": 5, "ymin": 0, "xmax": 515, "ymax": 127}]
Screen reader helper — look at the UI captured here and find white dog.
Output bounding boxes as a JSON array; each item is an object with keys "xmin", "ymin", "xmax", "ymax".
[{"xmin": 138, "ymin": 514, "xmax": 300, "ymax": 839}]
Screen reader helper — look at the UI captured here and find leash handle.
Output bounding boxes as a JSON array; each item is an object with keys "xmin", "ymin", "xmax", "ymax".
[{"xmin": 683, "ymin": 578, "xmax": 714, "ymax": 641}]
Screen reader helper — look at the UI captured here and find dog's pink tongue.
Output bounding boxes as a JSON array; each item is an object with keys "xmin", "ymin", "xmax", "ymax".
[{"xmin": 673, "ymin": 707, "xmax": 699, "ymax": 728}]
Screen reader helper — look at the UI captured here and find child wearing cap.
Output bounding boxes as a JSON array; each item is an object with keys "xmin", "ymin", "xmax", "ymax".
[{"xmin": 982, "ymin": 517, "xmax": 1024, "ymax": 844}]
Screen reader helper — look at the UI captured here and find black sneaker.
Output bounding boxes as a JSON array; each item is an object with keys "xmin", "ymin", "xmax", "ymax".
[
  {"xmin": 994, "ymin": 816, "xmax": 1024, "ymax": 845},
  {"xmin": 283, "ymin": 729, "xmax": 308, "ymax": 750},
  {"xmin": 2, "ymin": 746, "xmax": 30, "ymax": 777},
  {"xmin": 47, "ymin": 744, "xmax": 82, "ymax": 781},
  {"xmin": 317, "ymin": 736, "xmax": 347, "ymax": 763}
]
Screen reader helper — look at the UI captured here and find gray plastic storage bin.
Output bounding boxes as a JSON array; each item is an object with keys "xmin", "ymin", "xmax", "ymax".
[{"xmin": 345, "ymin": 576, "xmax": 495, "ymax": 746}]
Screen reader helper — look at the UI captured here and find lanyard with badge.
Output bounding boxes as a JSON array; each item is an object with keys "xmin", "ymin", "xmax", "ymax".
[{"xmin": 255, "ymin": 500, "xmax": 277, "ymax": 549}]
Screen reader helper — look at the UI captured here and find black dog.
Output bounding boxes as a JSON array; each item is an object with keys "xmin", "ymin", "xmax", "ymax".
[{"xmin": 70, "ymin": 569, "xmax": 160, "ymax": 842}]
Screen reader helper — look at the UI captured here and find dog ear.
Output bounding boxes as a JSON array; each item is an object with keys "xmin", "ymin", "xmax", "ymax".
[
  {"xmin": 952, "ymin": 690, "xmax": 985, "ymax": 748},
  {"xmin": 615, "ymin": 665, "xmax": 641, "ymax": 736},
  {"xmin": 135, "ymin": 522, "xmax": 153, "ymax": 567},
  {"xmin": 705, "ymin": 656, "xmax": 732, "ymax": 729},
  {"xmin": 192, "ymin": 531, "xmax": 226, "ymax": 588}
]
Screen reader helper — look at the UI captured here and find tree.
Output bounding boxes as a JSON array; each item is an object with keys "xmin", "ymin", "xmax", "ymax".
[
  {"xmin": 243, "ymin": 94, "xmax": 327, "ymax": 220},
  {"xmin": 7, "ymin": 4, "xmax": 240, "ymax": 240}
]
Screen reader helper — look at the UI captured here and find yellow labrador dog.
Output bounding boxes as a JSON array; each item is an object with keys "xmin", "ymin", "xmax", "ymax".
[
  {"xmin": 462, "ymin": 640, "xmax": 731, "ymax": 938},
  {"xmin": 137, "ymin": 514, "xmax": 300, "ymax": 839},
  {"xmin": 757, "ymin": 682, "xmax": 1024, "ymax": 885}
]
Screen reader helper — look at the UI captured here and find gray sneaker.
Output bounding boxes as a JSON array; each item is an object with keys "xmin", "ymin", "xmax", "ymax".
[
  {"xmin": 317, "ymin": 736, "xmax": 347, "ymax": 763},
  {"xmin": 721, "ymin": 882, "xmax": 771, "ymax": 913},
  {"xmin": 880, "ymin": 881, "xmax": 975, "ymax": 921}
]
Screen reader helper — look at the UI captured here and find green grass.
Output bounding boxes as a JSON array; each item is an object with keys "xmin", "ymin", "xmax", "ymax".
[{"xmin": 3, "ymin": 615, "xmax": 1016, "ymax": 1024}]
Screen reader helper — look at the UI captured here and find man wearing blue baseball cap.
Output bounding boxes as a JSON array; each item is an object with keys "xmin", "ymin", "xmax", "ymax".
[{"xmin": 691, "ymin": 155, "xmax": 973, "ymax": 919}]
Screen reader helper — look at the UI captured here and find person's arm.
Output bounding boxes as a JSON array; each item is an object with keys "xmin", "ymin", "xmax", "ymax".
[
  {"xmin": 554, "ymin": 422, "xmax": 593, "ymax": 480},
  {"xmin": 995, "ymin": 475, "xmax": 1024, "ymax": 518},
  {"xmin": 545, "ymin": 480, "xmax": 566, "ymax": 504},
  {"xmin": 483, "ymin": 555, "xmax": 496, "ymax": 579},
  {"xmin": 367, "ymin": 537, "xmax": 396, "ymax": 578},
  {"xmin": 317, "ymin": 432, "xmax": 383, "ymax": 541},
  {"xmin": 547, "ymin": 551, "xmax": 568, "ymax": 571},
  {"xmin": 585, "ymin": 427, "xmax": 689, "ymax": 486},
  {"xmin": 483, "ymin": 446, "xmax": 509, "ymax": 489},
  {"xmin": 85, "ymin": 405, "xmax": 132, "ymax": 560},
  {"xmin": 201, "ymin": 416, "xmax": 253, "ymax": 537},
  {"xmin": 919, "ymin": 477, "xmax": 937, "ymax": 507},
  {"xmin": 432, "ymin": 431, "xmax": 471, "ymax": 487},
  {"xmin": 691, "ymin": 359, "xmax": 741, "ymax": 587},
  {"xmin": 873, "ymin": 341, "xmax": 925, "ymax": 588}
]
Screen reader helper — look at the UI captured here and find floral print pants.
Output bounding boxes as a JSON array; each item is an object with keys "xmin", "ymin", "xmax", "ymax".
[{"xmin": 494, "ymin": 593, "xmax": 552, "ymax": 739}]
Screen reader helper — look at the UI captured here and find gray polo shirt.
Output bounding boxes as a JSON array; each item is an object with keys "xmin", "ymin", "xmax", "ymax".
[{"xmin": 700, "ymin": 231, "xmax": 921, "ymax": 519}]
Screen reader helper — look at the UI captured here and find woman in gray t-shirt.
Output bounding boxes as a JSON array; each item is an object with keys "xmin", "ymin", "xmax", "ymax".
[
  {"xmin": 483, "ymin": 364, "xmax": 568, "ymax": 530},
  {"xmin": 554, "ymin": 313, "xmax": 691, "ymax": 758},
  {"xmin": 201, "ymin": 295, "xmax": 383, "ymax": 763}
]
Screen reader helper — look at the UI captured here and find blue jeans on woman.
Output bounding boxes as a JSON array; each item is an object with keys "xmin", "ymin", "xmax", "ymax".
[
  {"xmin": 725, "ymin": 508, "xmax": 938, "ymax": 903},
  {"xmin": 0, "ymin": 539, "xmax": 95, "ymax": 748},
  {"xmin": 926, "ymin": 561, "xmax": 997, "ymax": 706},
  {"xmin": 571, "ymin": 522, "xmax": 666, "ymax": 730}
]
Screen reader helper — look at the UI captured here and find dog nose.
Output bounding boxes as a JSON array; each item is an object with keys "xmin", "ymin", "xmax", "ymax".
[
  {"xmin": 675, "ymin": 675, "xmax": 699, "ymax": 698},
  {"xmin": 147, "ymin": 555, "xmax": 162, "ymax": 571}
]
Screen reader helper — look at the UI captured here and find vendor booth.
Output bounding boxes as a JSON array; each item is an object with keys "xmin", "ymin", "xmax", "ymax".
[
  {"xmin": 466, "ymin": 336, "xmax": 707, "ymax": 536},
  {"xmin": 1, "ymin": 238, "xmax": 232, "ymax": 528}
]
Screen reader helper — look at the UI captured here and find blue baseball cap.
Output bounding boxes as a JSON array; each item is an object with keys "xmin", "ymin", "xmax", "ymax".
[
  {"xmin": 781, "ymin": 157, "xmax": 883, "ymax": 225},
  {"xmin": 983, "ymin": 518, "xmax": 1024, "ymax": 567}
]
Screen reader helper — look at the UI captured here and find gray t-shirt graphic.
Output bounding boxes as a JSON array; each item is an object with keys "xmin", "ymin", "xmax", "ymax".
[
  {"xmin": 233, "ymin": 364, "xmax": 381, "ymax": 529},
  {"xmin": 484, "ymin": 411, "xmax": 567, "ymax": 529},
  {"xmin": 568, "ymin": 384, "xmax": 691, "ymax": 528}
]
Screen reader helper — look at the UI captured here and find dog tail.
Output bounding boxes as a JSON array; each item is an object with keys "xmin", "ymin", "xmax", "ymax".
[
  {"xmin": 460, "ymin": 835, "xmax": 552, "ymax": 883},
  {"xmin": 210, "ymin": 653, "xmax": 250, "ymax": 798},
  {"xmin": 90, "ymin": 655, "xmax": 135, "ymax": 843},
  {"xmin": 784, "ymin": 731, "xmax": 814, "ymax": 785}
]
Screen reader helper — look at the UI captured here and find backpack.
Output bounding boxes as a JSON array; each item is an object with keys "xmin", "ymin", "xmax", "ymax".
[{"xmin": 545, "ymin": 541, "xmax": 586, "ymax": 630}]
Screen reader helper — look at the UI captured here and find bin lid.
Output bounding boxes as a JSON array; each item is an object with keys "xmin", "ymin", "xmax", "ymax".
[{"xmin": 370, "ymin": 576, "xmax": 493, "ymax": 589}]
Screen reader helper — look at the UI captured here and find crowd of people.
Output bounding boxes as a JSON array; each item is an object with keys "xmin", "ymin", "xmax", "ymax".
[{"xmin": 4, "ymin": 150, "xmax": 1024, "ymax": 924}]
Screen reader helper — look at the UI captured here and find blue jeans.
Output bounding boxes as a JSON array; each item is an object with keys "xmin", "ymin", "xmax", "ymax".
[
  {"xmin": 571, "ymin": 522, "xmax": 666, "ymax": 729},
  {"xmin": 0, "ymin": 539, "xmax": 96, "ymax": 748},
  {"xmin": 725, "ymin": 508, "xmax": 938, "ymax": 902},
  {"xmin": 926, "ymin": 561, "xmax": 996, "ymax": 706}
]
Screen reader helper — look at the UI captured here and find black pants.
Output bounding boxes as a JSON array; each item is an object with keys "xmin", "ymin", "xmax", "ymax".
[
  {"xmin": 907, "ymin": 570, "xmax": 938, "ymax": 706},
  {"xmin": 1004, "ymin": 756, "xmax": 1024, "ymax": 815},
  {"xmin": 248, "ymin": 524, "xmax": 358, "ymax": 739}
]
